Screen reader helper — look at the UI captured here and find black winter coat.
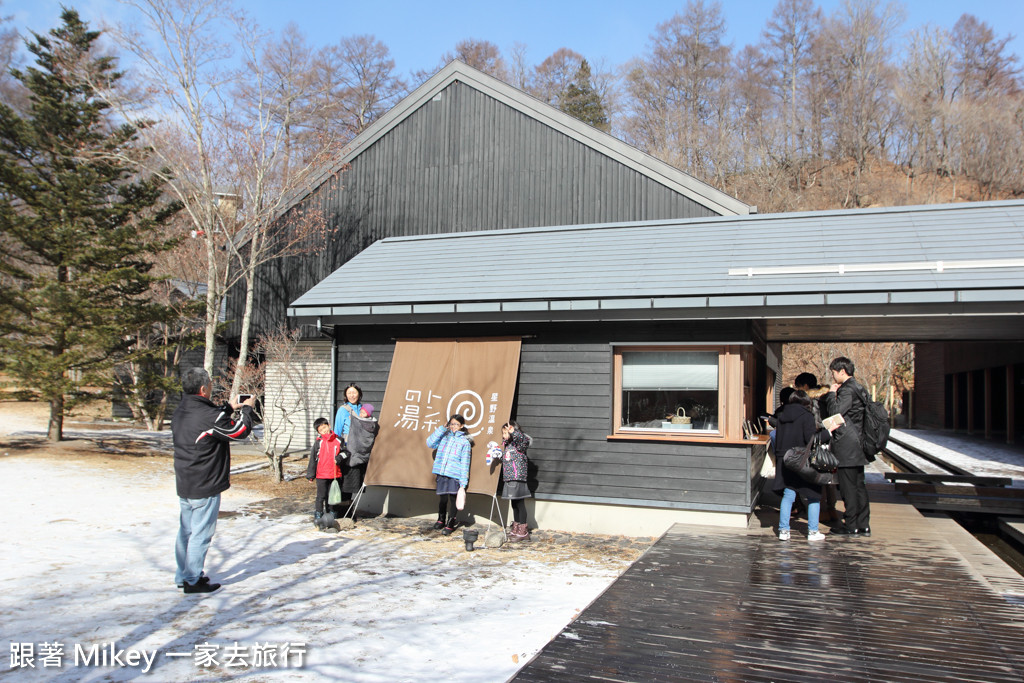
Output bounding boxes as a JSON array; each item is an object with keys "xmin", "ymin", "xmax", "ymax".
[
  {"xmin": 823, "ymin": 378, "xmax": 868, "ymax": 467},
  {"xmin": 345, "ymin": 415, "xmax": 379, "ymax": 467},
  {"xmin": 172, "ymin": 394, "xmax": 253, "ymax": 499},
  {"xmin": 771, "ymin": 403, "xmax": 822, "ymax": 501}
]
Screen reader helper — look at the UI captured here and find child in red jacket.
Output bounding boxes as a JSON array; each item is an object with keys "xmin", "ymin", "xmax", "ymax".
[{"xmin": 306, "ymin": 417, "xmax": 343, "ymax": 523}]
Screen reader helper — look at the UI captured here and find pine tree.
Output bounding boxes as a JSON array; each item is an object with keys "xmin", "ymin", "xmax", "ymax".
[
  {"xmin": 559, "ymin": 60, "xmax": 611, "ymax": 133},
  {"xmin": 0, "ymin": 9, "xmax": 178, "ymax": 441}
]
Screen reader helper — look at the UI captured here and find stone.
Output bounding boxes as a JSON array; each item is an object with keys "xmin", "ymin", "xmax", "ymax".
[{"xmin": 484, "ymin": 529, "xmax": 506, "ymax": 548}]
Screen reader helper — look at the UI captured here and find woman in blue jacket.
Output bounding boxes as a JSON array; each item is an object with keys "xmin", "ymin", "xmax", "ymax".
[
  {"xmin": 333, "ymin": 383, "xmax": 365, "ymax": 508},
  {"xmin": 427, "ymin": 413, "xmax": 472, "ymax": 535}
]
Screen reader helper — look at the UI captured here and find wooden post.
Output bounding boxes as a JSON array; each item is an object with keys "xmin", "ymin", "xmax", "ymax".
[
  {"xmin": 951, "ymin": 373, "xmax": 959, "ymax": 431},
  {"xmin": 984, "ymin": 367, "xmax": 992, "ymax": 440},
  {"xmin": 1009, "ymin": 365, "xmax": 1016, "ymax": 446},
  {"xmin": 908, "ymin": 390, "xmax": 914, "ymax": 429},
  {"xmin": 966, "ymin": 372, "xmax": 975, "ymax": 435}
]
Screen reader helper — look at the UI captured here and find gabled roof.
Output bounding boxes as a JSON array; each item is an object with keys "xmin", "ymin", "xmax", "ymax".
[
  {"xmin": 278, "ymin": 60, "xmax": 752, "ymax": 220},
  {"xmin": 288, "ymin": 200, "xmax": 1024, "ymax": 325}
]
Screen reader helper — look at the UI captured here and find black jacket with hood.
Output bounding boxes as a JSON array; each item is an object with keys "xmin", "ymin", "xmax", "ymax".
[{"xmin": 771, "ymin": 402, "xmax": 822, "ymax": 500}]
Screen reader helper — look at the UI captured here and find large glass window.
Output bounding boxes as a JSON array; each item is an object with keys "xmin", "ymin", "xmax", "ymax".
[{"xmin": 619, "ymin": 349, "xmax": 720, "ymax": 434}]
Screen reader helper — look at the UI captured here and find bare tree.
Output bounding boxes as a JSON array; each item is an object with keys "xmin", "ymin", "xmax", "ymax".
[
  {"xmin": 115, "ymin": 277, "xmax": 205, "ymax": 430},
  {"xmin": 761, "ymin": 0, "xmax": 823, "ymax": 164},
  {"xmin": 507, "ymin": 41, "xmax": 530, "ymax": 90},
  {"xmin": 236, "ymin": 22, "xmax": 320, "ymax": 183},
  {"xmin": 108, "ymin": 0, "xmax": 336, "ymax": 390},
  {"xmin": 783, "ymin": 342, "xmax": 913, "ymax": 414},
  {"xmin": 106, "ymin": 0, "xmax": 239, "ymax": 378},
  {"xmin": 444, "ymin": 38, "xmax": 508, "ymax": 79},
  {"xmin": 895, "ymin": 25, "xmax": 958, "ymax": 198},
  {"xmin": 621, "ymin": 0, "xmax": 732, "ymax": 180},
  {"xmin": 950, "ymin": 14, "xmax": 1022, "ymax": 101},
  {"xmin": 955, "ymin": 98, "xmax": 1024, "ymax": 198},
  {"xmin": 228, "ymin": 327, "xmax": 323, "ymax": 482},
  {"xmin": 414, "ymin": 37, "xmax": 510, "ymax": 86},
  {"xmin": 0, "ymin": 2, "xmax": 25, "ymax": 111},
  {"xmin": 530, "ymin": 47, "xmax": 586, "ymax": 105},
  {"xmin": 315, "ymin": 34, "xmax": 407, "ymax": 142},
  {"xmin": 816, "ymin": 0, "xmax": 903, "ymax": 203}
]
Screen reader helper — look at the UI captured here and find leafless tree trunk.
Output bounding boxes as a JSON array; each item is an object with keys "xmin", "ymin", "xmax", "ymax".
[
  {"xmin": 228, "ymin": 327, "xmax": 319, "ymax": 482},
  {"xmin": 108, "ymin": 1, "xmax": 336, "ymax": 391}
]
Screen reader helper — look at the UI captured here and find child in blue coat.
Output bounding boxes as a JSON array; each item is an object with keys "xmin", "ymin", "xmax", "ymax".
[{"xmin": 427, "ymin": 413, "xmax": 472, "ymax": 535}]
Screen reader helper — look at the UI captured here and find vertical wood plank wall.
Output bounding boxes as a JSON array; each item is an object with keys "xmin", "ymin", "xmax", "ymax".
[
  {"xmin": 323, "ymin": 321, "xmax": 760, "ymax": 513},
  {"xmin": 233, "ymin": 81, "xmax": 720, "ymax": 338}
]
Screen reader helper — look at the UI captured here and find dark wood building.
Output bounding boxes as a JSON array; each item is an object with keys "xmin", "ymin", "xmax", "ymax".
[
  {"xmin": 245, "ymin": 61, "xmax": 751, "ymax": 512},
  {"xmin": 289, "ymin": 201, "xmax": 1024, "ymax": 534},
  {"xmin": 230, "ymin": 61, "xmax": 751, "ymax": 341}
]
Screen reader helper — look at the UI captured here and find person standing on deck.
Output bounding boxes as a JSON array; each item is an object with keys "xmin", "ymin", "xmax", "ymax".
[{"xmin": 823, "ymin": 357, "xmax": 871, "ymax": 537}]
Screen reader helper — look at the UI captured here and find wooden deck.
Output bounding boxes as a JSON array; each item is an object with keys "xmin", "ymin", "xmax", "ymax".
[{"xmin": 513, "ymin": 485, "xmax": 1024, "ymax": 682}]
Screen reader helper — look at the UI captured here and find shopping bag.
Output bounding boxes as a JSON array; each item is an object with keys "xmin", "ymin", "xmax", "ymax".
[
  {"xmin": 456, "ymin": 486, "xmax": 466, "ymax": 511},
  {"xmin": 328, "ymin": 479, "xmax": 342, "ymax": 505}
]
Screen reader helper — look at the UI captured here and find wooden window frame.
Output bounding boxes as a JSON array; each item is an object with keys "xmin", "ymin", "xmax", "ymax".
[{"xmin": 609, "ymin": 344, "xmax": 764, "ymax": 444}]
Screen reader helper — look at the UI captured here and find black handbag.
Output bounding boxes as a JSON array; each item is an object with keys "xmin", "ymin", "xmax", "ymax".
[
  {"xmin": 808, "ymin": 434, "xmax": 838, "ymax": 472},
  {"xmin": 783, "ymin": 436, "xmax": 834, "ymax": 486}
]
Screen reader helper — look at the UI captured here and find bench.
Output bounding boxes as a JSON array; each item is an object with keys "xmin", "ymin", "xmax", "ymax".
[{"xmin": 884, "ymin": 472, "xmax": 1013, "ymax": 487}]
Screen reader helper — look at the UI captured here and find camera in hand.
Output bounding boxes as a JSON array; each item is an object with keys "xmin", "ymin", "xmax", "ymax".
[{"xmin": 238, "ymin": 394, "xmax": 252, "ymax": 402}]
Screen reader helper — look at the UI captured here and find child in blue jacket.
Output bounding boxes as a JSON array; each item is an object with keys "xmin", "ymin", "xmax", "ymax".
[{"xmin": 427, "ymin": 413, "xmax": 472, "ymax": 535}]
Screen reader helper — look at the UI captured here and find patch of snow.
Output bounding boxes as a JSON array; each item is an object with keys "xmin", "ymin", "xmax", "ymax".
[
  {"xmin": 891, "ymin": 429, "xmax": 1024, "ymax": 485},
  {"xmin": 0, "ymin": 457, "xmax": 623, "ymax": 682}
]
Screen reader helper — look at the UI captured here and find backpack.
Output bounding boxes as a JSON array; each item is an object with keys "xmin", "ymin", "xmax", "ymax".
[{"xmin": 856, "ymin": 384, "xmax": 891, "ymax": 460}]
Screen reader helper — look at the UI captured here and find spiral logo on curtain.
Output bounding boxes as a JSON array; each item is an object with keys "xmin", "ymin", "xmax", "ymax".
[{"xmin": 448, "ymin": 390, "xmax": 484, "ymax": 435}]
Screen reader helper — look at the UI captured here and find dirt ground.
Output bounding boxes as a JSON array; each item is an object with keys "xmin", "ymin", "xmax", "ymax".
[{"xmin": 0, "ymin": 400, "xmax": 653, "ymax": 567}]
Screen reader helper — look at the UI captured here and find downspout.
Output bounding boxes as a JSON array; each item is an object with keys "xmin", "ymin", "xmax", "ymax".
[
  {"xmin": 330, "ymin": 327, "xmax": 338, "ymax": 417},
  {"xmin": 319, "ymin": 316, "xmax": 338, "ymax": 418}
]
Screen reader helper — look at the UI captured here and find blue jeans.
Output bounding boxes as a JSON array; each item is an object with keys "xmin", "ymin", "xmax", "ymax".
[
  {"xmin": 779, "ymin": 487, "xmax": 819, "ymax": 533},
  {"xmin": 175, "ymin": 495, "xmax": 221, "ymax": 586}
]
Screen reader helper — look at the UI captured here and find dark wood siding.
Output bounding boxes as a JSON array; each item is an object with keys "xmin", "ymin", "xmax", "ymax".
[
  {"xmin": 333, "ymin": 320, "xmax": 759, "ymax": 513},
  {"xmin": 234, "ymin": 81, "xmax": 720, "ymax": 338},
  {"xmin": 336, "ymin": 344, "xmax": 395, "ymax": 413},
  {"xmin": 913, "ymin": 343, "xmax": 946, "ymax": 429},
  {"xmin": 914, "ymin": 341, "xmax": 1024, "ymax": 440},
  {"xmin": 517, "ymin": 341, "xmax": 751, "ymax": 512}
]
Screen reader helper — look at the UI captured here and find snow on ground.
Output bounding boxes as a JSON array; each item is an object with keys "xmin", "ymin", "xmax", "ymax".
[
  {"xmin": 891, "ymin": 428, "xmax": 1024, "ymax": 484},
  {"xmin": 0, "ymin": 453, "xmax": 627, "ymax": 682}
]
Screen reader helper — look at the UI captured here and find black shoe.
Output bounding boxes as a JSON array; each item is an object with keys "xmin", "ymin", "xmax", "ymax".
[
  {"xmin": 183, "ymin": 579, "xmax": 221, "ymax": 594},
  {"xmin": 442, "ymin": 518, "xmax": 458, "ymax": 536},
  {"xmin": 830, "ymin": 526, "xmax": 858, "ymax": 535},
  {"xmin": 176, "ymin": 575, "xmax": 209, "ymax": 589},
  {"xmin": 857, "ymin": 527, "xmax": 871, "ymax": 537},
  {"xmin": 432, "ymin": 518, "xmax": 445, "ymax": 530}
]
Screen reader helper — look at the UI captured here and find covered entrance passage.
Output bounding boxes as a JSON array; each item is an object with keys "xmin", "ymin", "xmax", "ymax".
[{"xmin": 289, "ymin": 199, "xmax": 1024, "ymax": 533}]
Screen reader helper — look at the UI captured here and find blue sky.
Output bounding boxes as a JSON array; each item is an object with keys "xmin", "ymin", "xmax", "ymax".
[{"xmin": 6, "ymin": 1, "xmax": 1023, "ymax": 78}]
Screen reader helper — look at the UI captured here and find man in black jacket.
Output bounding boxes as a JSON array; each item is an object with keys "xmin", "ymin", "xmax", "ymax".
[
  {"xmin": 823, "ymin": 357, "xmax": 871, "ymax": 537},
  {"xmin": 172, "ymin": 368, "xmax": 255, "ymax": 594}
]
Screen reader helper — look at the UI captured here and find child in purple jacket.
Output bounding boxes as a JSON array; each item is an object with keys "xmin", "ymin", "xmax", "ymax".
[{"xmin": 501, "ymin": 421, "xmax": 532, "ymax": 542}]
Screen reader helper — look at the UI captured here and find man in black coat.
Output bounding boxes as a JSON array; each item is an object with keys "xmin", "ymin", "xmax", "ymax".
[
  {"xmin": 822, "ymin": 356, "xmax": 871, "ymax": 536},
  {"xmin": 172, "ymin": 368, "xmax": 255, "ymax": 593}
]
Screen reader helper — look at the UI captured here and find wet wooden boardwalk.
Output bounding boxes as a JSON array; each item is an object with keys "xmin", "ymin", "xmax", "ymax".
[{"xmin": 513, "ymin": 485, "xmax": 1024, "ymax": 682}]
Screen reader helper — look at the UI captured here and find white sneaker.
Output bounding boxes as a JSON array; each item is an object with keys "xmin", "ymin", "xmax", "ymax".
[
  {"xmin": 778, "ymin": 529, "xmax": 790, "ymax": 541},
  {"xmin": 807, "ymin": 531, "xmax": 826, "ymax": 541}
]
